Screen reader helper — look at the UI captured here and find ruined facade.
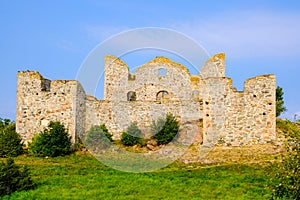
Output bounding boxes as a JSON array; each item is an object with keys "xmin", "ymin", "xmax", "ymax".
[{"xmin": 16, "ymin": 53, "xmax": 276, "ymax": 146}]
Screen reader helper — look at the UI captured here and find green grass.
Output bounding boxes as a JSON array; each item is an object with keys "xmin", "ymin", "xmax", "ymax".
[{"xmin": 1, "ymin": 152, "xmax": 272, "ymax": 200}]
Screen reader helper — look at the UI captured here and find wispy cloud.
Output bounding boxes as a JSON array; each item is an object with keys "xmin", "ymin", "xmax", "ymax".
[
  {"xmin": 281, "ymin": 110, "xmax": 300, "ymax": 121},
  {"xmin": 84, "ymin": 25, "xmax": 130, "ymax": 42},
  {"xmin": 170, "ymin": 10, "xmax": 300, "ymax": 58},
  {"xmin": 83, "ymin": 10, "xmax": 300, "ymax": 59},
  {"xmin": 56, "ymin": 39, "xmax": 76, "ymax": 51}
]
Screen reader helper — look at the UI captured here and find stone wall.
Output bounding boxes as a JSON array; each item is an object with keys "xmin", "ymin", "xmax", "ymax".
[
  {"xmin": 16, "ymin": 71, "xmax": 85, "ymax": 144},
  {"xmin": 16, "ymin": 53, "xmax": 276, "ymax": 147},
  {"xmin": 85, "ymin": 99, "xmax": 203, "ymax": 140},
  {"xmin": 201, "ymin": 75, "xmax": 276, "ymax": 146}
]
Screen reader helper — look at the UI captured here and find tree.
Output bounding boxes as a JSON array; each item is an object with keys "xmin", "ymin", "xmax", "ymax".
[
  {"xmin": 0, "ymin": 158, "xmax": 34, "ymax": 196},
  {"xmin": 0, "ymin": 118, "xmax": 12, "ymax": 130},
  {"xmin": 99, "ymin": 124, "xmax": 113, "ymax": 142},
  {"xmin": 0, "ymin": 123, "xmax": 23, "ymax": 157},
  {"xmin": 85, "ymin": 124, "xmax": 113, "ymax": 150},
  {"xmin": 121, "ymin": 122, "xmax": 142, "ymax": 146},
  {"xmin": 276, "ymin": 86, "xmax": 287, "ymax": 117},
  {"xmin": 28, "ymin": 121, "xmax": 71, "ymax": 157},
  {"xmin": 152, "ymin": 113, "xmax": 180, "ymax": 145}
]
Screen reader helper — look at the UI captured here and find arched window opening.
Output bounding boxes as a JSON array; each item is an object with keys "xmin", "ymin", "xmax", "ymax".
[
  {"xmin": 127, "ymin": 91, "xmax": 136, "ymax": 101},
  {"xmin": 158, "ymin": 68, "xmax": 167, "ymax": 77},
  {"xmin": 156, "ymin": 90, "xmax": 169, "ymax": 101}
]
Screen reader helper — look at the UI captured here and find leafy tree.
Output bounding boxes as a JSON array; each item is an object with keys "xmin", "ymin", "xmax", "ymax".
[
  {"xmin": 151, "ymin": 113, "xmax": 180, "ymax": 145},
  {"xmin": 0, "ymin": 123, "xmax": 23, "ymax": 157},
  {"xmin": 0, "ymin": 158, "xmax": 34, "ymax": 196},
  {"xmin": 0, "ymin": 118, "xmax": 12, "ymax": 130},
  {"xmin": 268, "ymin": 120, "xmax": 300, "ymax": 199},
  {"xmin": 85, "ymin": 124, "xmax": 113, "ymax": 149},
  {"xmin": 121, "ymin": 122, "xmax": 142, "ymax": 146},
  {"xmin": 276, "ymin": 86, "xmax": 287, "ymax": 117},
  {"xmin": 28, "ymin": 121, "xmax": 71, "ymax": 157},
  {"xmin": 100, "ymin": 124, "xmax": 113, "ymax": 142}
]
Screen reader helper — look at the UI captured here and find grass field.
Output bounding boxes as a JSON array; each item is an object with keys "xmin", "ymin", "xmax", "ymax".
[{"xmin": 1, "ymin": 150, "xmax": 274, "ymax": 200}]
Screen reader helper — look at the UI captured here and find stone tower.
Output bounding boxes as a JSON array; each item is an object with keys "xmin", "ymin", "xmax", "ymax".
[{"xmin": 16, "ymin": 71, "xmax": 86, "ymax": 144}]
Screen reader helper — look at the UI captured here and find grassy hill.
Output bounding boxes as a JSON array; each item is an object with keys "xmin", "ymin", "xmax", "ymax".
[
  {"xmin": 2, "ymin": 152, "xmax": 272, "ymax": 200},
  {"xmin": 1, "ymin": 119, "xmax": 299, "ymax": 200}
]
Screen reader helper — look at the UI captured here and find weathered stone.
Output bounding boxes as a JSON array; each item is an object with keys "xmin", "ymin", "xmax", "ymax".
[
  {"xmin": 16, "ymin": 53, "xmax": 276, "ymax": 148},
  {"xmin": 147, "ymin": 139, "xmax": 157, "ymax": 147}
]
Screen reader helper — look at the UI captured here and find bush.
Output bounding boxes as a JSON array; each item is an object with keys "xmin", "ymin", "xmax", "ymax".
[
  {"xmin": 268, "ymin": 120, "xmax": 300, "ymax": 199},
  {"xmin": 28, "ymin": 121, "xmax": 71, "ymax": 157},
  {"xmin": 99, "ymin": 124, "xmax": 113, "ymax": 142},
  {"xmin": 73, "ymin": 138, "xmax": 85, "ymax": 152},
  {"xmin": 151, "ymin": 113, "xmax": 180, "ymax": 145},
  {"xmin": 0, "ymin": 158, "xmax": 34, "ymax": 196},
  {"xmin": 121, "ymin": 122, "xmax": 142, "ymax": 146},
  {"xmin": 85, "ymin": 124, "xmax": 113, "ymax": 149},
  {"xmin": 0, "ymin": 123, "xmax": 23, "ymax": 158}
]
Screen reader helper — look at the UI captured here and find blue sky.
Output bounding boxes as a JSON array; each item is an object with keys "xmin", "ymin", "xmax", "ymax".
[{"xmin": 1, "ymin": 0, "xmax": 300, "ymax": 120}]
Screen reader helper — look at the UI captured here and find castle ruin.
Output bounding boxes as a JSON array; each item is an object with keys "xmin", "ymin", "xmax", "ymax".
[{"xmin": 16, "ymin": 53, "xmax": 276, "ymax": 147}]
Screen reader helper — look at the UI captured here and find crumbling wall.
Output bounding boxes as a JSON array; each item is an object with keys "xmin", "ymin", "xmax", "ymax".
[
  {"xmin": 85, "ymin": 98, "xmax": 203, "ymax": 140},
  {"xmin": 74, "ymin": 83, "xmax": 86, "ymax": 142},
  {"xmin": 200, "ymin": 77, "xmax": 232, "ymax": 146},
  {"xmin": 104, "ymin": 56, "xmax": 129, "ymax": 101},
  {"xmin": 200, "ymin": 53, "xmax": 225, "ymax": 78},
  {"xmin": 207, "ymin": 75, "xmax": 276, "ymax": 146},
  {"xmin": 16, "ymin": 71, "xmax": 84, "ymax": 144},
  {"xmin": 240, "ymin": 75, "xmax": 276, "ymax": 144},
  {"xmin": 16, "ymin": 53, "xmax": 276, "ymax": 148}
]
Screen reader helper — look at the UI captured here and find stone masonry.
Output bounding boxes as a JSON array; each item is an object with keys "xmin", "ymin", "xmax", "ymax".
[{"xmin": 16, "ymin": 53, "xmax": 276, "ymax": 147}]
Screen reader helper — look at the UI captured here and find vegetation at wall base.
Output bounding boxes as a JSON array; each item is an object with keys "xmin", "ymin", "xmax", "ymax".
[
  {"xmin": 100, "ymin": 124, "xmax": 113, "ymax": 142},
  {"xmin": 28, "ymin": 121, "xmax": 71, "ymax": 157},
  {"xmin": 267, "ymin": 119, "xmax": 300, "ymax": 199},
  {"xmin": 0, "ymin": 158, "xmax": 34, "ymax": 197},
  {"xmin": 85, "ymin": 124, "xmax": 113, "ymax": 150},
  {"xmin": 121, "ymin": 122, "xmax": 143, "ymax": 146},
  {"xmin": 0, "ymin": 119, "xmax": 23, "ymax": 158},
  {"xmin": 152, "ymin": 113, "xmax": 180, "ymax": 145}
]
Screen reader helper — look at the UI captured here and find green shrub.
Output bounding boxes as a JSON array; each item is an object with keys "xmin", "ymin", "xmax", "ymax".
[
  {"xmin": 268, "ymin": 120, "xmax": 300, "ymax": 199},
  {"xmin": 121, "ymin": 122, "xmax": 142, "ymax": 146},
  {"xmin": 0, "ymin": 158, "xmax": 34, "ymax": 197},
  {"xmin": 73, "ymin": 138, "xmax": 85, "ymax": 152},
  {"xmin": 0, "ymin": 123, "xmax": 23, "ymax": 157},
  {"xmin": 28, "ymin": 121, "xmax": 71, "ymax": 157},
  {"xmin": 100, "ymin": 124, "xmax": 113, "ymax": 142},
  {"xmin": 85, "ymin": 124, "xmax": 113, "ymax": 149},
  {"xmin": 151, "ymin": 113, "xmax": 180, "ymax": 145}
]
